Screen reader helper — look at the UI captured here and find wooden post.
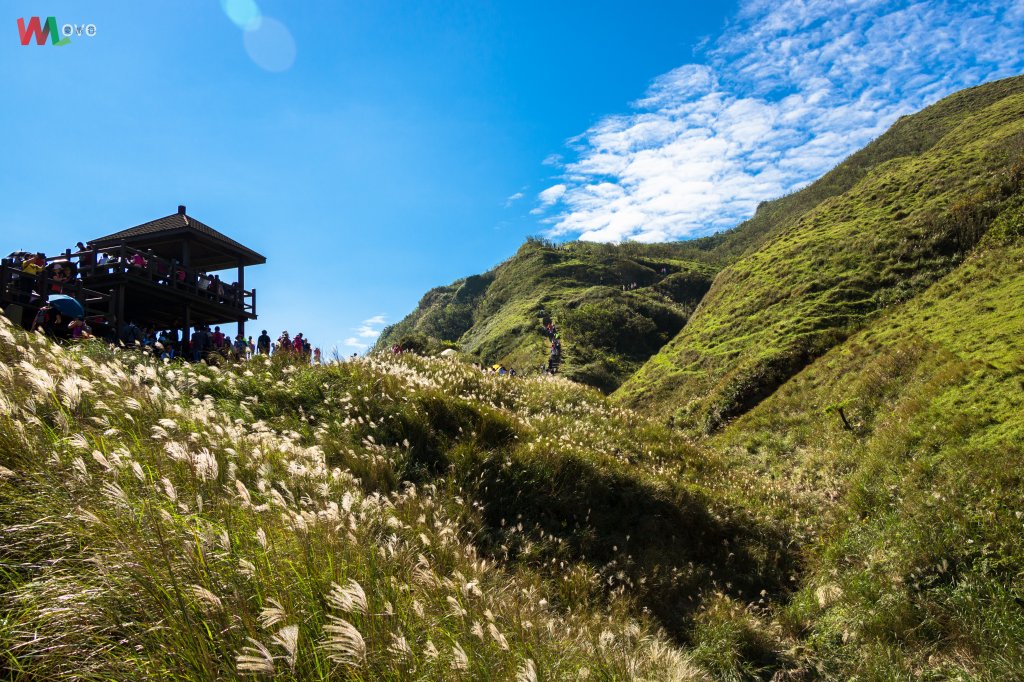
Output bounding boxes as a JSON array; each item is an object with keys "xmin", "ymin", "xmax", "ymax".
[
  {"xmin": 39, "ymin": 265, "xmax": 49, "ymax": 309},
  {"xmin": 237, "ymin": 261, "xmax": 245, "ymax": 337},
  {"xmin": 183, "ymin": 303, "xmax": 192, "ymax": 360},
  {"xmin": 116, "ymin": 284, "xmax": 125, "ymax": 335}
]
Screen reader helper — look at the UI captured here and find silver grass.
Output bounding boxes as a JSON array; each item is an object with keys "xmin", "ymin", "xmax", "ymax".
[
  {"xmin": 327, "ymin": 579, "xmax": 367, "ymax": 615},
  {"xmin": 259, "ymin": 598, "xmax": 288, "ymax": 628},
  {"xmin": 91, "ymin": 450, "xmax": 113, "ymax": 472},
  {"xmin": 189, "ymin": 585, "xmax": 222, "ymax": 612},
  {"xmin": 272, "ymin": 624, "xmax": 299, "ymax": 670},
  {"xmin": 489, "ymin": 622, "xmax": 509, "ymax": 650},
  {"xmin": 517, "ymin": 659, "xmax": 538, "ymax": 682},
  {"xmin": 388, "ymin": 632, "xmax": 412, "ymax": 659},
  {"xmin": 237, "ymin": 637, "xmax": 276, "ymax": 675},
  {"xmin": 161, "ymin": 477, "xmax": 177, "ymax": 502},
  {"xmin": 322, "ymin": 616, "xmax": 365, "ymax": 665},
  {"xmin": 451, "ymin": 642, "xmax": 469, "ymax": 671}
]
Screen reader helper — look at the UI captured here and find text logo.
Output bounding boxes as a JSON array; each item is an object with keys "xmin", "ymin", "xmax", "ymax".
[{"xmin": 17, "ymin": 16, "xmax": 96, "ymax": 46}]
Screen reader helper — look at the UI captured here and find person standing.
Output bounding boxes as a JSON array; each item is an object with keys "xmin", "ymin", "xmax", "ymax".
[
  {"xmin": 211, "ymin": 326, "xmax": 225, "ymax": 350},
  {"xmin": 257, "ymin": 329, "xmax": 271, "ymax": 355},
  {"xmin": 191, "ymin": 325, "xmax": 210, "ymax": 362}
]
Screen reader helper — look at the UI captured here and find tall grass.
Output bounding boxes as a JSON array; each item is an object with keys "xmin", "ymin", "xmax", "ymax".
[{"xmin": 0, "ymin": 320, "xmax": 714, "ymax": 680}]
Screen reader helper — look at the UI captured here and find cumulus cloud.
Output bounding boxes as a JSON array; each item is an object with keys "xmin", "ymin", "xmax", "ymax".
[
  {"xmin": 504, "ymin": 191, "xmax": 525, "ymax": 207},
  {"xmin": 344, "ymin": 315, "xmax": 386, "ymax": 351},
  {"xmin": 539, "ymin": 184, "xmax": 567, "ymax": 205},
  {"xmin": 542, "ymin": 0, "xmax": 1024, "ymax": 242}
]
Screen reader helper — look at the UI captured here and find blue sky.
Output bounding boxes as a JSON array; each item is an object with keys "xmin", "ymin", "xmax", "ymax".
[{"xmin": 2, "ymin": 1, "xmax": 1022, "ymax": 353}]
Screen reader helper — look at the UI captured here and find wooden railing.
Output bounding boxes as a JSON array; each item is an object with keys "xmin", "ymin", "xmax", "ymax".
[
  {"xmin": 55, "ymin": 244, "xmax": 255, "ymax": 316},
  {"xmin": 0, "ymin": 261, "xmax": 109, "ymax": 315}
]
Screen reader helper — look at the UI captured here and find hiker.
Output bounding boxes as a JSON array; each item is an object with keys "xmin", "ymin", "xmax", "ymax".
[
  {"xmin": 232, "ymin": 334, "xmax": 247, "ymax": 359},
  {"xmin": 69, "ymin": 318, "xmax": 91, "ymax": 341},
  {"xmin": 293, "ymin": 333, "xmax": 305, "ymax": 355},
  {"xmin": 167, "ymin": 325, "xmax": 181, "ymax": 357},
  {"xmin": 313, "ymin": 348, "xmax": 322, "ymax": 365},
  {"xmin": 130, "ymin": 252, "xmax": 147, "ymax": 269},
  {"xmin": 257, "ymin": 330, "xmax": 271, "ymax": 355},
  {"xmin": 211, "ymin": 326, "xmax": 226, "ymax": 350},
  {"xmin": 278, "ymin": 331, "xmax": 293, "ymax": 353},
  {"xmin": 22, "ymin": 253, "xmax": 45, "ymax": 277},
  {"xmin": 30, "ymin": 305, "xmax": 58, "ymax": 335},
  {"xmin": 158, "ymin": 329, "xmax": 174, "ymax": 358},
  {"xmin": 75, "ymin": 242, "xmax": 94, "ymax": 269},
  {"xmin": 247, "ymin": 336, "xmax": 255, "ymax": 358},
  {"xmin": 190, "ymin": 325, "xmax": 210, "ymax": 361}
]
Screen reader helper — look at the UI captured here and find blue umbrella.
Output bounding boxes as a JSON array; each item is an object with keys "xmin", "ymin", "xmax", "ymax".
[{"xmin": 48, "ymin": 294, "xmax": 85, "ymax": 319}]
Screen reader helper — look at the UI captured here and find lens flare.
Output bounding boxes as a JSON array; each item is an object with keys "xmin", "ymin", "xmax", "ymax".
[
  {"xmin": 221, "ymin": 0, "xmax": 262, "ymax": 30},
  {"xmin": 243, "ymin": 17, "xmax": 296, "ymax": 73}
]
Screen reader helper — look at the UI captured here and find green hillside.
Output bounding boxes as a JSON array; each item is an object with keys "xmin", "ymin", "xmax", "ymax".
[
  {"xmin": 0, "ymin": 320, "xmax": 796, "ymax": 680},
  {"xmin": 617, "ymin": 75, "xmax": 1024, "ymax": 431},
  {"xmin": 6, "ymin": 76, "xmax": 1024, "ymax": 681},
  {"xmin": 376, "ymin": 238, "xmax": 722, "ymax": 391},
  {"xmin": 711, "ymin": 201, "xmax": 1024, "ymax": 676},
  {"xmin": 382, "ymin": 76, "xmax": 1024, "ymax": 409}
]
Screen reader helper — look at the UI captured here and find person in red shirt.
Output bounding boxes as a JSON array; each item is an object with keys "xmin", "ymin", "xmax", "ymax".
[{"xmin": 211, "ymin": 326, "xmax": 225, "ymax": 349}]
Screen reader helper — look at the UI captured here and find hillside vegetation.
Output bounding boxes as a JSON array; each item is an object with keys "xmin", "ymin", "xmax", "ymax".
[
  {"xmin": 0, "ymin": 321, "xmax": 798, "ymax": 680},
  {"xmin": 376, "ymin": 239, "xmax": 722, "ymax": 392},
  {"xmin": 5, "ymin": 76, "xmax": 1024, "ymax": 680},
  {"xmin": 618, "ymin": 75, "xmax": 1024, "ymax": 431},
  {"xmin": 360, "ymin": 74, "xmax": 1024, "ymax": 678}
]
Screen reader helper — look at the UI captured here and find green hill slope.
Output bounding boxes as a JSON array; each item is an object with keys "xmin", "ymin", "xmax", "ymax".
[
  {"xmin": 711, "ymin": 199, "xmax": 1024, "ymax": 676},
  {"xmin": 377, "ymin": 238, "xmax": 722, "ymax": 391},
  {"xmin": 0, "ymin": 320, "xmax": 796, "ymax": 680},
  {"xmin": 6, "ymin": 76, "xmax": 1024, "ymax": 681},
  {"xmin": 617, "ymin": 75, "xmax": 1024, "ymax": 431}
]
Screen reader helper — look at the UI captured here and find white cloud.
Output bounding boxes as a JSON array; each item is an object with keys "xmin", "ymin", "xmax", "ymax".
[
  {"xmin": 538, "ymin": 184, "xmax": 567, "ymax": 206},
  {"xmin": 343, "ymin": 315, "xmax": 386, "ymax": 352},
  {"xmin": 504, "ymin": 191, "xmax": 525, "ymax": 207},
  {"xmin": 544, "ymin": 0, "xmax": 1024, "ymax": 242}
]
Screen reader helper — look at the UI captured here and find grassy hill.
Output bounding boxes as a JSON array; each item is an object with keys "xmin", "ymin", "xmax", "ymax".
[
  {"xmin": 707, "ymin": 200, "xmax": 1024, "ymax": 677},
  {"xmin": 0, "ymin": 320, "xmax": 797, "ymax": 680},
  {"xmin": 5, "ymin": 216, "xmax": 1024, "ymax": 677},
  {"xmin": 5, "ymin": 76, "xmax": 1024, "ymax": 680},
  {"xmin": 617, "ymin": 75, "xmax": 1024, "ymax": 431},
  {"xmin": 382, "ymin": 76, "xmax": 1024, "ymax": 409},
  {"xmin": 376, "ymin": 238, "xmax": 723, "ymax": 391}
]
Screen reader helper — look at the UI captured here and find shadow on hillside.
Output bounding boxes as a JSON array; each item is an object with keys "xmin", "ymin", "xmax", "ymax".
[
  {"xmin": 323, "ymin": 387, "xmax": 796, "ymax": 647},
  {"xmin": 460, "ymin": 453, "xmax": 796, "ymax": 644}
]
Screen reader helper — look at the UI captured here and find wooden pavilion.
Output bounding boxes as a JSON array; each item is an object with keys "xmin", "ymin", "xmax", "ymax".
[{"xmin": 0, "ymin": 205, "xmax": 265, "ymax": 339}]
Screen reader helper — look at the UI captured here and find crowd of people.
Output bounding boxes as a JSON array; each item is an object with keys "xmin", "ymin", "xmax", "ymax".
[
  {"xmin": 120, "ymin": 325, "xmax": 322, "ymax": 364},
  {"xmin": 28, "ymin": 311, "xmax": 323, "ymax": 366},
  {"xmin": 3, "ymin": 245, "xmax": 248, "ymax": 310},
  {"xmin": 472, "ymin": 315, "xmax": 563, "ymax": 378},
  {"xmin": 543, "ymin": 318, "xmax": 562, "ymax": 374}
]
